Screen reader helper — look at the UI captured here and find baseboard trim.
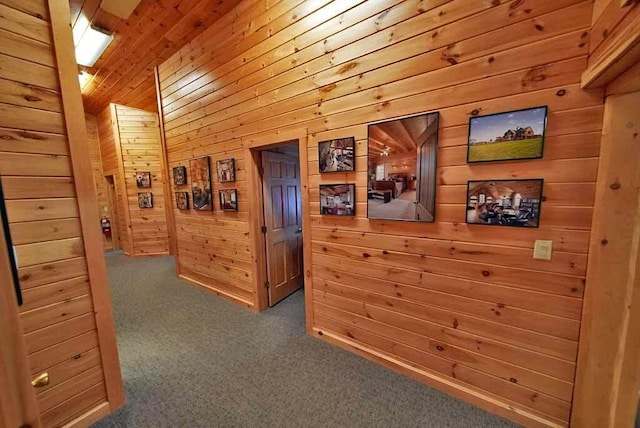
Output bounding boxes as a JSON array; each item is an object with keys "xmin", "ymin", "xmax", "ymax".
[
  {"xmin": 313, "ymin": 327, "xmax": 565, "ymax": 428},
  {"xmin": 62, "ymin": 402, "xmax": 110, "ymax": 428},
  {"xmin": 179, "ymin": 273, "xmax": 255, "ymax": 309}
]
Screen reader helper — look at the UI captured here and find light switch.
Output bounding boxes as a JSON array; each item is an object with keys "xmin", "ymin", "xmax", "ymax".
[{"xmin": 533, "ymin": 240, "xmax": 553, "ymax": 260}]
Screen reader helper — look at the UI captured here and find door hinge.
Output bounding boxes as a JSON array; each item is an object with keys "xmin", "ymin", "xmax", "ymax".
[
  {"xmin": 261, "ymin": 225, "xmax": 267, "ymax": 233},
  {"xmin": 264, "ymin": 281, "xmax": 270, "ymax": 289}
]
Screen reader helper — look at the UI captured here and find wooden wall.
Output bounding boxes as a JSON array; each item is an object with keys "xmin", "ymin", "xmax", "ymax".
[
  {"xmin": 0, "ymin": 0, "xmax": 120, "ymax": 425},
  {"xmin": 86, "ymin": 114, "xmax": 112, "ymax": 250},
  {"xmin": 156, "ymin": 0, "xmax": 604, "ymax": 426},
  {"xmin": 96, "ymin": 104, "xmax": 170, "ymax": 257}
]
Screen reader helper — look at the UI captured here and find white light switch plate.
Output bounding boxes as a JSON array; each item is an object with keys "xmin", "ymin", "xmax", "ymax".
[{"xmin": 533, "ymin": 240, "xmax": 553, "ymax": 260}]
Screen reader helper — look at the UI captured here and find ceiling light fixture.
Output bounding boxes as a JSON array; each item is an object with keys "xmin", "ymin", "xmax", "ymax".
[
  {"xmin": 78, "ymin": 71, "xmax": 92, "ymax": 90},
  {"xmin": 74, "ymin": 25, "xmax": 113, "ymax": 67}
]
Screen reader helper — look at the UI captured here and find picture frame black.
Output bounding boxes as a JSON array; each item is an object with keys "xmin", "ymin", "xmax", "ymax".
[
  {"xmin": 138, "ymin": 192, "xmax": 153, "ymax": 208},
  {"xmin": 465, "ymin": 178, "xmax": 544, "ymax": 228},
  {"xmin": 216, "ymin": 158, "xmax": 236, "ymax": 183},
  {"xmin": 173, "ymin": 166, "xmax": 187, "ymax": 185},
  {"xmin": 175, "ymin": 192, "xmax": 189, "ymax": 210},
  {"xmin": 467, "ymin": 106, "xmax": 548, "ymax": 163},
  {"xmin": 319, "ymin": 183, "xmax": 356, "ymax": 216},
  {"xmin": 219, "ymin": 189, "xmax": 238, "ymax": 212},
  {"xmin": 135, "ymin": 171, "xmax": 151, "ymax": 188},
  {"xmin": 318, "ymin": 137, "xmax": 355, "ymax": 173},
  {"xmin": 190, "ymin": 156, "xmax": 213, "ymax": 211},
  {"xmin": 366, "ymin": 111, "xmax": 439, "ymax": 223}
]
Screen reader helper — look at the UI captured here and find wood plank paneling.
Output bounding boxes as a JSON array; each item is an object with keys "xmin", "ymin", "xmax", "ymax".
[
  {"xmin": 86, "ymin": 114, "xmax": 112, "ymax": 250},
  {"xmin": 157, "ymin": 0, "xmax": 605, "ymax": 426},
  {"xmin": 96, "ymin": 104, "xmax": 170, "ymax": 256},
  {"xmin": 0, "ymin": 1, "xmax": 112, "ymax": 426}
]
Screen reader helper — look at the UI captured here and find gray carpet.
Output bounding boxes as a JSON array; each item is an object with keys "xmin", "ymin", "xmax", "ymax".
[{"xmin": 93, "ymin": 252, "xmax": 518, "ymax": 428}]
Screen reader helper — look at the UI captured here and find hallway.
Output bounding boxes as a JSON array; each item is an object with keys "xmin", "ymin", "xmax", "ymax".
[{"xmin": 93, "ymin": 253, "xmax": 515, "ymax": 428}]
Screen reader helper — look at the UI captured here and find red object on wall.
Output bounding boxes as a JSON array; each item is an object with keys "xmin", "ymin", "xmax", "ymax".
[{"xmin": 101, "ymin": 217, "xmax": 111, "ymax": 238}]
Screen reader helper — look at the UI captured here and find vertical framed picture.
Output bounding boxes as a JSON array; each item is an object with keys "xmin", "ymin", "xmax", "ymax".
[
  {"xmin": 216, "ymin": 158, "xmax": 235, "ymax": 183},
  {"xmin": 173, "ymin": 166, "xmax": 187, "ymax": 185},
  {"xmin": 466, "ymin": 179, "xmax": 543, "ymax": 228},
  {"xmin": 320, "ymin": 184, "xmax": 355, "ymax": 216},
  {"xmin": 190, "ymin": 156, "xmax": 213, "ymax": 211},
  {"xmin": 135, "ymin": 171, "xmax": 151, "ymax": 188},
  {"xmin": 318, "ymin": 137, "xmax": 355, "ymax": 172},
  {"xmin": 175, "ymin": 192, "xmax": 189, "ymax": 210},
  {"xmin": 219, "ymin": 189, "xmax": 238, "ymax": 212},
  {"xmin": 467, "ymin": 106, "xmax": 547, "ymax": 163},
  {"xmin": 138, "ymin": 192, "xmax": 153, "ymax": 208}
]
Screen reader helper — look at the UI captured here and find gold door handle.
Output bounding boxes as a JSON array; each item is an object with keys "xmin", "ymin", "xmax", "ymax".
[{"xmin": 31, "ymin": 372, "xmax": 49, "ymax": 388}]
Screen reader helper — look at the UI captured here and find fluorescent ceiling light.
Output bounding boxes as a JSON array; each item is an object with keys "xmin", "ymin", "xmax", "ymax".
[{"xmin": 75, "ymin": 26, "xmax": 113, "ymax": 67}]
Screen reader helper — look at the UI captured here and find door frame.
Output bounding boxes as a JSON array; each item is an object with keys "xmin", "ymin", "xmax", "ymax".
[
  {"xmin": 245, "ymin": 128, "xmax": 314, "ymax": 328},
  {"xmin": 105, "ymin": 175, "xmax": 120, "ymax": 251}
]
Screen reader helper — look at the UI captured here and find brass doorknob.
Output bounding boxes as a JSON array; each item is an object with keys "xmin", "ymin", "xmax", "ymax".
[{"xmin": 31, "ymin": 372, "xmax": 49, "ymax": 388}]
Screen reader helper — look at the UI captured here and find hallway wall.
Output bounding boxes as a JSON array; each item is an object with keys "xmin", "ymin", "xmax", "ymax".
[
  {"xmin": 0, "ymin": 0, "xmax": 122, "ymax": 425},
  {"xmin": 155, "ymin": 0, "xmax": 604, "ymax": 426},
  {"xmin": 96, "ymin": 104, "xmax": 171, "ymax": 257},
  {"xmin": 86, "ymin": 114, "xmax": 112, "ymax": 250}
]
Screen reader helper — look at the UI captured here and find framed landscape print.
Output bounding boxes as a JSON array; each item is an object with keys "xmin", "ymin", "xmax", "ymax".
[
  {"xmin": 367, "ymin": 112, "xmax": 439, "ymax": 222},
  {"xmin": 467, "ymin": 106, "xmax": 547, "ymax": 163},
  {"xmin": 190, "ymin": 156, "xmax": 213, "ymax": 211},
  {"xmin": 138, "ymin": 192, "xmax": 153, "ymax": 208},
  {"xmin": 466, "ymin": 179, "xmax": 543, "ymax": 228},
  {"xmin": 175, "ymin": 192, "xmax": 189, "ymax": 210},
  {"xmin": 320, "ymin": 184, "xmax": 355, "ymax": 216},
  {"xmin": 135, "ymin": 171, "xmax": 151, "ymax": 188},
  {"xmin": 318, "ymin": 137, "xmax": 355, "ymax": 172},
  {"xmin": 173, "ymin": 166, "xmax": 187, "ymax": 185},
  {"xmin": 216, "ymin": 158, "xmax": 235, "ymax": 183},
  {"xmin": 219, "ymin": 189, "xmax": 238, "ymax": 212}
]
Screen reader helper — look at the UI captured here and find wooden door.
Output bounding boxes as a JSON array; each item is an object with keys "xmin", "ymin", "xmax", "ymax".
[
  {"xmin": 415, "ymin": 133, "xmax": 436, "ymax": 221},
  {"xmin": 0, "ymin": 179, "xmax": 41, "ymax": 428},
  {"xmin": 261, "ymin": 151, "xmax": 303, "ymax": 306},
  {"xmin": 105, "ymin": 176, "xmax": 120, "ymax": 250}
]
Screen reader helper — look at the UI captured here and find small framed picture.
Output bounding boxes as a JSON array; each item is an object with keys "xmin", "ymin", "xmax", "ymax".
[
  {"xmin": 219, "ymin": 189, "xmax": 238, "ymax": 212},
  {"xmin": 173, "ymin": 166, "xmax": 187, "ymax": 185},
  {"xmin": 135, "ymin": 171, "xmax": 151, "ymax": 188},
  {"xmin": 466, "ymin": 179, "xmax": 543, "ymax": 228},
  {"xmin": 175, "ymin": 192, "xmax": 189, "ymax": 210},
  {"xmin": 138, "ymin": 192, "xmax": 153, "ymax": 208},
  {"xmin": 467, "ymin": 106, "xmax": 547, "ymax": 163},
  {"xmin": 320, "ymin": 184, "xmax": 355, "ymax": 216},
  {"xmin": 216, "ymin": 158, "xmax": 235, "ymax": 183},
  {"xmin": 319, "ymin": 137, "xmax": 355, "ymax": 172}
]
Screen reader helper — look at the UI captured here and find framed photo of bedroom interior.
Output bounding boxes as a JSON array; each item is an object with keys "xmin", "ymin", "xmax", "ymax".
[{"xmin": 366, "ymin": 111, "xmax": 439, "ymax": 223}]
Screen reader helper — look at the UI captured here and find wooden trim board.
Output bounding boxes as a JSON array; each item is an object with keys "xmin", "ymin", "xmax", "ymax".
[{"xmin": 48, "ymin": 0, "xmax": 124, "ymax": 411}]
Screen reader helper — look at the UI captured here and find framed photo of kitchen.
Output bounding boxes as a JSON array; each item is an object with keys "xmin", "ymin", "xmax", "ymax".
[
  {"xmin": 318, "ymin": 137, "xmax": 355, "ymax": 172},
  {"xmin": 216, "ymin": 158, "xmax": 235, "ymax": 183},
  {"xmin": 467, "ymin": 106, "xmax": 547, "ymax": 163},
  {"xmin": 466, "ymin": 179, "xmax": 543, "ymax": 228},
  {"xmin": 190, "ymin": 156, "xmax": 213, "ymax": 211},
  {"xmin": 320, "ymin": 184, "xmax": 355, "ymax": 216},
  {"xmin": 367, "ymin": 112, "xmax": 439, "ymax": 222}
]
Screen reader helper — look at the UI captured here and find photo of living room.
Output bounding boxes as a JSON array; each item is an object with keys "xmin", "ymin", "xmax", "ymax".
[{"xmin": 367, "ymin": 112, "xmax": 438, "ymax": 222}]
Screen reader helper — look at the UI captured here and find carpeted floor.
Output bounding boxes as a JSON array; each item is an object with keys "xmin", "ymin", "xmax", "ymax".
[{"xmin": 93, "ymin": 252, "xmax": 518, "ymax": 428}]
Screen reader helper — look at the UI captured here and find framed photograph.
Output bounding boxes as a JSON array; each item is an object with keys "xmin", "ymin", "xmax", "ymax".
[
  {"xmin": 175, "ymin": 192, "xmax": 189, "ymax": 210},
  {"xmin": 367, "ymin": 112, "xmax": 439, "ymax": 222},
  {"xmin": 216, "ymin": 158, "xmax": 235, "ymax": 183},
  {"xmin": 173, "ymin": 166, "xmax": 187, "ymax": 185},
  {"xmin": 466, "ymin": 179, "xmax": 543, "ymax": 228},
  {"xmin": 319, "ymin": 137, "xmax": 355, "ymax": 172},
  {"xmin": 320, "ymin": 184, "xmax": 355, "ymax": 216},
  {"xmin": 467, "ymin": 106, "xmax": 547, "ymax": 163},
  {"xmin": 190, "ymin": 156, "xmax": 213, "ymax": 211},
  {"xmin": 135, "ymin": 171, "xmax": 151, "ymax": 188},
  {"xmin": 138, "ymin": 192, "xmax": 153, "ymax": 208},
  {"xmin": 219, "ymin": 189, "xmax": 238, "ymax": 212}
]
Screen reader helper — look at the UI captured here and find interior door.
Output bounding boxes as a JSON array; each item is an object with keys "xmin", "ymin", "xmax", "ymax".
[
  {"xmin": 261, "ymin": 150, "xmax": 303, "ymax": 306},
  {"xmin": 0, "ymin": 177, "xmax": 41, "ymax": 428}
]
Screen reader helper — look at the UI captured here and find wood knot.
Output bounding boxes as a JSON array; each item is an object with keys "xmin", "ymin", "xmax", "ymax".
[
  {"xmin": 337, "ymin": 62, "xmax": 358, "ymax": 74},
  {"xmin": 556, "ymin": 89, "xmax": 566, "ymax": 96},
  {"xmin": 509, "ymin": 378, "xmax": 518, "ymax": 383},
  {"xmin": 436, "ymin": 345, "xmax": 444, "ymax": 351},
  {"xmin": 362, "ymin": 253, "xmax": 371, "ymax": 258},
  {"xmin": 609, "ymin": 181, "xmax": 621, "ymax": 190},
  {"xmin": 24, "ymin": 95, "xmax": 41, "ymax": 102},
  {"xmin": 487, "ymin": 56, "xmax": 495, "ymax": 63},
  {"xmin": 601, "ymin": 239, "xmax": 608, "ymax": 245},
  {"xmin": 481, "ymin": 270, "xmax": 491, "ymax": 277},
  {"xmin": 534, "ymin": 24, "xmax": 544, "ymax": 31},
  {"xmin": 471, "ymin": 109, "xmax": 480, "ymax": 116},
  {"xmin": 322, "ymin": 246, "xmax": 328, "ymax": 252},
  {"xmin": 382, "ymin": 250, "xmax": 388, "ymax": 255},
  {"xmin": 318, "ymin": 330, "xmax": 323, "ymax": 336},
  {"xmin": 491, "ymin": 0, "xmax": 500, "ymax": 6}
]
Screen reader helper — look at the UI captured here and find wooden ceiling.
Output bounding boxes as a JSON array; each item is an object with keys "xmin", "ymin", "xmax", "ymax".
[
  {"xmin": 71, "ymin": 0, "xmax": 243, "ymax": 114},
  {"xmin": 369, "ymin": 115, "xmax": 427, "ymax": 158}
]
